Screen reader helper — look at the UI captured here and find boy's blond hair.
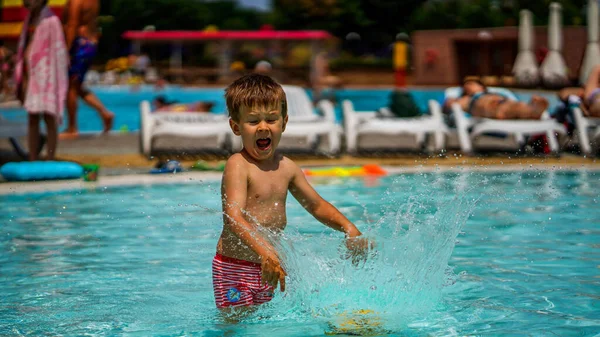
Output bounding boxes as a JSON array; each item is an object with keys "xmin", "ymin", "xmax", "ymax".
[{"xmin": 225, "ymin": 74, "xmax": 287, "ymax": 122}]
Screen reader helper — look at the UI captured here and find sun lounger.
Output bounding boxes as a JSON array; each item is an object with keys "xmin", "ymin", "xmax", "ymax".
[
  {"xmin": 341, "ymin": 98, "xmax": 448, "ymax": 152},
  {"xmin": 100, "ymin": 70, "xmax": 118, "ymax": 85},
  {"xmin": 570, "ymin": 106, "xmax": 600, "ymax": 155},
  {"xmin": 445, "ymin": 87, "xmax": 566, "ymax": 154},
  {"xmin": 144, "ymin": 67, "xmax": 159, "ymax": 83},
  {"xmin": 231, "ymin": 85, "xmax": 342, "ymax": 154},
  {"xmin": 139, "ymin": 101, "xmax": 232, "ymax": 157},
  {"xmin": 83, "ymin": 70, "xmax": 100, "ymax": 86}
]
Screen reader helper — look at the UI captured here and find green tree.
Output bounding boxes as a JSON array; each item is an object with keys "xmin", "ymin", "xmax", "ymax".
[
  {"xmin": 409, "ymin": 0, "xmax": 588, "ymax": 31},
  {"xmin": 357, "ymin": 0, "xmax": 428, "ymax": 51},
  {"xmin": 272, "ymin": 0, "xmax": 370, "ymax": 36},
  {"xmin": 272, "ymin": 0, "xmax": 427, "ymax": 54}
]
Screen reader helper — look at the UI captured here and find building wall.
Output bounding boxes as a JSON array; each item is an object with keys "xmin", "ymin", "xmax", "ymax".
[{"xmin": 412, "ymin": 26, "xmax": 587, "ymax": 86}]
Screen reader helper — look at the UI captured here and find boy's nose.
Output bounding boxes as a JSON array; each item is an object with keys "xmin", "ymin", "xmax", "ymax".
[{"xmin": 257, "ymin": 120, "xmax": 269, "ymax": 131}]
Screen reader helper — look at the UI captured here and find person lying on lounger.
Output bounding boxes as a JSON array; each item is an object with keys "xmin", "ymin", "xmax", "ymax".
[
  {"xmin": 152, "ymin": 95, "xmax": 214, "ymax": 113},
  {"xmin": 556, "ymin": 64, "xmax": 600, "ymax": 118},
  {"xmin": 444, "ymin": 78, "xmax": 549, "ymax": 119}
]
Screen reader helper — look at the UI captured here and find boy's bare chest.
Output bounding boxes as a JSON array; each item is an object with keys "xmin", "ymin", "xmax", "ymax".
[{"xmin": 247, "ymin": 171, "xmax": 290, "ymax": 201}]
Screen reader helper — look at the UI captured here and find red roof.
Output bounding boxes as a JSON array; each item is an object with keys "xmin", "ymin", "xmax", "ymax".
[{"xmin": 122, "ymin": 30, "xmax": 333, "ymax": 41}]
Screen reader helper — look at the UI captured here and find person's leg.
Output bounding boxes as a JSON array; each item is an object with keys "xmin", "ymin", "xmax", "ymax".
[
  {"xmin": 508, "ymin": 102, "xmax": 538, "ymax": 119},
  {"xmin": 474, "ymin": 95, "xmax": 510, "ymax": 119},
  {"xmin": 62, "ymin": 76, "xmax": 80, "ymax": 138},
  {"xmin": 43, "ymin": 113, "xmax": 57, "ymax": 160},
  {"xmin": 28, "ymin": 113, "xmax": 40, "ymax": 161},
  {"xmin": 527, "ymin": 95, "xmax": 549, "ymax": 119},
  {"xmin": 584, "ymin": 65, "xmax": 600, "ymax": 103},
  {"xmin": 499, "ymin": 97, "xmax": 547, "ymax": 120},
  {"xmin": 492, "ymin": 101, "xmax": 518, "ymax": 119},
  {"xmin": 588, "ymin": 99, "xmax": 600, "ymax": 117},
  {"xmin": 0, "ymin": 70, "xmax": 7, "ymax": 98},
  {"xmin": 78, "ymin": 84, "xmax": 114, "ymax": 133}
]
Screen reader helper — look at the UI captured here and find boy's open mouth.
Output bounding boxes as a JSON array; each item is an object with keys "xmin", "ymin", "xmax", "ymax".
[{"xmin": 256, "ymin": 137, "xmax": 272, "ymax": 150}]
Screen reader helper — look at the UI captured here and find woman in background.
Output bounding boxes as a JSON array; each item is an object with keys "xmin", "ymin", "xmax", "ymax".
[{"xmin": 15, "ymin": 0, "xmax": 68, "ymax": 160}]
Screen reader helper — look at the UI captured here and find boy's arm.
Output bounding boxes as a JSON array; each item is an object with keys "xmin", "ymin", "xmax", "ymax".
[{"xmin": 289, "ymin": 163, "xmax": 362, "ymax": 238}]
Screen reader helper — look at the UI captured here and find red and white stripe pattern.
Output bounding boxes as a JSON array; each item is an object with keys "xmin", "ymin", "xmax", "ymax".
[{"xmin": 212, "ymin": 253, "xmax": 274, "ymax": 308}]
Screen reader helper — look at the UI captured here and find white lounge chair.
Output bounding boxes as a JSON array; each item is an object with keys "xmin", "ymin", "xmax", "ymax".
[
  {"xmin": 570, "ymin": 106, "xmax": 600, "ymax": 155},
  {"xmin": 145, "ymin": 67, "xmax": 159, "ymax": 83},
  {"xmin": 446, "ymin": 87, "xmax": 566, "ymax": 154},
  {"xmin": 342, "ymin": 98, "xmax": 448, "ymax": 153},
  {"xmin": 139, "ymin": 101, "xmax": 232, "ymax": 157},
  {"xmin": 83, "ymin": 70, "xmax": 100, "ymax": 86},
  {"xmin": 100, "ymin": 70, "xmax": 117, "ymax": 85},
  {"xmin": 231, "ymin": 85, "xmax": 342, "ymax": 154}
]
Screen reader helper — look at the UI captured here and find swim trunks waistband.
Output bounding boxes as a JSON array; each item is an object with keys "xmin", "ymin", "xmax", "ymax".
[{"xmin": 215, "ymin": 253, "xmax": 261, "ymax": 267}]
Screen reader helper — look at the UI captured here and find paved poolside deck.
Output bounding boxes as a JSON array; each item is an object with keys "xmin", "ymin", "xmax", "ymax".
[{"xmin": 1, "ymin": 132, "xmax": 598, "ymax": 178}]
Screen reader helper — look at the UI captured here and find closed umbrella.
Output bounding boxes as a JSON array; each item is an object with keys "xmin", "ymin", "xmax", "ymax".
[
  {"xmin": 513, "ymin": 9, "xmax": 539, "ymax": 87},
  {"xmin": 579, "ymin": 0, "xmax": 600, "ymax": 84},
  {"xmin": 540, "ymin": 2, "xmax": 569, "ymax": 88}
]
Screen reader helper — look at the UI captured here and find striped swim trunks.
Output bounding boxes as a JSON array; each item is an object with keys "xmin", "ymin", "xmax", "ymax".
[{"xmin": 212, "ymin": 253, "xmax": 274, "ymax": 308}]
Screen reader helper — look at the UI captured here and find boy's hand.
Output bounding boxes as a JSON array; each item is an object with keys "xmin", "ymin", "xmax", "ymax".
[
  {"xmin": 345, "ymin": 236, "xmax": 374, "ymax": 264},
  {"xmin": 261, "ymin": 254, "xmax": 287, "ymax": 292}
]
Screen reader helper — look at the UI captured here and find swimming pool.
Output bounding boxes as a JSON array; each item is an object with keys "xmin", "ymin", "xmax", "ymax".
[
  {"xmin": 0, "ymin": 85, "xmax": 561, "ymax": 133},
  {"xmin": 1, "ymin": 169, "xmax": 598, "ymax": 336}
]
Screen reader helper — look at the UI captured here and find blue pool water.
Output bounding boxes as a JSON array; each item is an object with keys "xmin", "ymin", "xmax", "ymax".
[
  {"xmin": 0, "ymin": 85, "xmax": 560, "ymax": 133},
  {"xmin": 1, "ymin": 170, "xmax": 599, "ymax": 336}
]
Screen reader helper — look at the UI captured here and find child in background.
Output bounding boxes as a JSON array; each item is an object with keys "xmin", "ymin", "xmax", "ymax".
[
  {"xmin": 15, "ymin": 0, "xmax": 68, "ymax": 160},
  {"xmin": 213, "ymin": 73, "xmax": 371, "ymax": 309}
]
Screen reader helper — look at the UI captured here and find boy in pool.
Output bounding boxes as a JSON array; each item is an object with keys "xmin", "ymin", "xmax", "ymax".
[{"xmin": 214, "ymin": 73, "xmax": 371, "ymax": 309}]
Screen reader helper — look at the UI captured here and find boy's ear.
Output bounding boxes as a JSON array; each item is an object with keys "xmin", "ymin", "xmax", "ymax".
[
  {"xmin": 282, "ymin": 115, "xmax": 288, "ymax": 132},
  {"xmin": 229, "ymin": 118, "xmax": 241, "ymax": 136}
]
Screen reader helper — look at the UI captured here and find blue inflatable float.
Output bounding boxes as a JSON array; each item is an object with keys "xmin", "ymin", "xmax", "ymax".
[{"xmin": 0, "ymin": 161, "xmax": 84, "ymax": 181}]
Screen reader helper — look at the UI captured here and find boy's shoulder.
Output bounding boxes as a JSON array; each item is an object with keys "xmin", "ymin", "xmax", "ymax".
[
  {"xmin": 278, "ymin": 154, "xmax": 297, "ymax": 167},
  {"xmin": 224, "ymin": 152, "xmax": 249, "ymax": 168},
  {"xmin": 278, "ymin": 155, "xmax": 303, "ymax": 176}
]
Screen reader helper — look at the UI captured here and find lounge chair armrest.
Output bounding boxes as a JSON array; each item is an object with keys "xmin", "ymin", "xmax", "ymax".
[
  {"xmin": 378, "ymin": 107, "xmax": 395, "ymax": 117},
  {"xmin": 428, "ymin": 99, "xmax": 444, "ymax": 121},
  {"xmin": 342, "ymin": 100, "xmax": 357, "ymax": 129},
  {"xmin": 540, "ymin": 110, "xmax": 551, "ymax": 120},
  {"xmin": 570, "ymin": 106, "xmax": 589, "ymax": 129},
  {"xmin": 140, "ymin": 100, "xmax": 154, "ymax": 156},
  {"xmin": 317, "ymin": 99, "xmax": 336, "ymax": 123},
  {"xmin": 451, "ymin": 102, "xmax": 474, "ymax": 153}
]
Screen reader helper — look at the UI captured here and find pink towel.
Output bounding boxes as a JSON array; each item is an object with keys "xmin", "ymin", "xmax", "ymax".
[{"xmin": 15, "ymin": 7, "xmax": 68, "ymax": 123}]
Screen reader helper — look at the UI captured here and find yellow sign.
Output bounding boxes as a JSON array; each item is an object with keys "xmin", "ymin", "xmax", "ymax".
[{"xmin": 394, "ymin": 42, "xmax": 407, "ymax": 70}]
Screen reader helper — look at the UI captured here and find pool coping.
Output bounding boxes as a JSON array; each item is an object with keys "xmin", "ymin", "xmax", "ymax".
[{"xmin": 0, "ymin": 164, "xmax": 598, "ymax": 196}]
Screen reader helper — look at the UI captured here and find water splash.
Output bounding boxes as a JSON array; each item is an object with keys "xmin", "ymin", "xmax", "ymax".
[{"xmin": 238, "ymin": 176, "xmax": 480, "ymax": 334}]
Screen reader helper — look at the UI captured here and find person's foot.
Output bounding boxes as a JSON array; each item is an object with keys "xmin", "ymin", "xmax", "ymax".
[
  {"xmin": 530, "ymin": 96, "xmax": 549, "ymax": 119},
  {"xmin": 59, "ymin": 131, "xmax": 79, "ymax": 140},
  {"xmin": 102, "ymin": 112, "xmax": 114, "ymax": 134}
]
